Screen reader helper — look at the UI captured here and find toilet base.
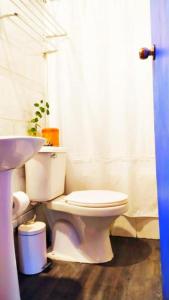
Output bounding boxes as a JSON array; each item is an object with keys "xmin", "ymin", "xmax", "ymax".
[
  {"xmin": 47, "ymin": 249, "xmax": 113, "ymax": 264},
  {"xmin": 46, "ymin": 210, "xmax": 114, "ymax": 264}
]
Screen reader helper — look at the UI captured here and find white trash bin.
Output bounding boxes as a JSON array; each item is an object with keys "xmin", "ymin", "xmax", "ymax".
[{"xmin": 18, "ymin": 221, "xmax": 47, "ymax": 275}]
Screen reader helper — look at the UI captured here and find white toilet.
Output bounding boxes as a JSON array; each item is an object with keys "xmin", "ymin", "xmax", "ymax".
[{"xmin": 25, "ymin": 146, "xmax": 128, "ymax": 264}]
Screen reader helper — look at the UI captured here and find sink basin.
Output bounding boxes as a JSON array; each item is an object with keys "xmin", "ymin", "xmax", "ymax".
[
  {"xmin": 0, "ymin": 136, "xmax": 45, "ymax": 171},
  {"xmin": 0, "ymin": 136, "xmax": 45, "ymax": 300}
]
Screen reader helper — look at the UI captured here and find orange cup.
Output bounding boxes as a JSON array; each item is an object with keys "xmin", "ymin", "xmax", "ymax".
[{"xmin": 42, "ymin": 128, "xmax": 59, "ymax": 146}]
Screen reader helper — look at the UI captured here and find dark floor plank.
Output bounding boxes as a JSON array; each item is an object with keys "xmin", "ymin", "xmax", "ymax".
[{"xmin": 18, "ymin": 237, "xmax": 162, "ymax": 300}]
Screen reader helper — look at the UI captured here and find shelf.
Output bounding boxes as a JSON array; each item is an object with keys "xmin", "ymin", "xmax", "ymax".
[{"xmin": 0, "ymin": 0, "xmax": 67, "ymax": 55}]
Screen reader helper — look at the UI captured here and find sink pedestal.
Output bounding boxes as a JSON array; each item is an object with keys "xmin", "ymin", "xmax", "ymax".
[
  {"xmin": 0, "ymin": 170, "xmax": 20, "ymax": 300},
  {"xmin": 0, "ymin": 135, "xmax": 45, "ymax": 299}
]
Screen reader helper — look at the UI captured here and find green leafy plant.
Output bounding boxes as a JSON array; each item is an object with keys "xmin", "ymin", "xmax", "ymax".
[{"xmin": 28, "ymin": 100, "xmax": 50, "ymax": 136}]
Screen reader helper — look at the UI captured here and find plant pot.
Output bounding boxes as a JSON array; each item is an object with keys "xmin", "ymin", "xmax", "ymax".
[{"xmin": 42, "ymin": 128, "xmax": 59, "ymax": 146}]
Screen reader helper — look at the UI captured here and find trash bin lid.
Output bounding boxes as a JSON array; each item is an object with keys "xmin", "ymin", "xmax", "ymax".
[{"xmin": 18, "ymin": 221, "xmax": 46, "ymax": 236}]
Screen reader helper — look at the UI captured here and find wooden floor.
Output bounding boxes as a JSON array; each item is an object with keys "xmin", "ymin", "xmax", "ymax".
[{"xmin": 18, "ymin": 237, "xmax": 162, "ymax": 300}]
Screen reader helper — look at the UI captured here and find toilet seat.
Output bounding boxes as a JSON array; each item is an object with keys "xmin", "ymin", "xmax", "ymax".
[
  {"xmin": 64, "ymin": 190, "xmax": 128, "ymax": 208},
  {"xmin": 46, "ymin": 190, "xmax": 128, "ymax": 217}
]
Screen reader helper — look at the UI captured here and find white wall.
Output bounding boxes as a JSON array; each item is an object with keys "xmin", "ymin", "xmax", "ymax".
[{"xmin": 0, "ymin": 0, "xmax": 46, "ymax": 193}]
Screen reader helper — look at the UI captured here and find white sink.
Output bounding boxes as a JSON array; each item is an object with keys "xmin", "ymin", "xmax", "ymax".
[
  {"xmin": 0, "ymin": 136, "xmax": 45, "ymax": 300},
  {"xmin": 0, "ymin": 136, "xmax": 45, "ymax": 171}
]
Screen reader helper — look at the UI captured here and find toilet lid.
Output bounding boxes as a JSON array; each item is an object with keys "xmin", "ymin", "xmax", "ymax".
[{"xmin": 65, "ymin": 190, "xmax": 128, "ymax": 208}]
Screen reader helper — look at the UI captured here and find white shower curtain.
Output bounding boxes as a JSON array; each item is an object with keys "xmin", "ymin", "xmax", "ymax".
[{"xmin": 47, "ymin": 0, "xmax": 157, "ymax": 217}]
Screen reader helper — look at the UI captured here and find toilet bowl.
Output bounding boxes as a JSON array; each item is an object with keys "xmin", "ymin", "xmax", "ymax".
[
  {"xmin": 25, "ymin": 147, "xmax": 128, "ymax": 263},
  {"xmin": 46, "ymin": 191, "xmax": 128, "ymax": 263}
]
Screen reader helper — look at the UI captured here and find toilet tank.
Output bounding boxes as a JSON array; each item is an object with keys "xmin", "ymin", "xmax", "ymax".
[{"xmin": 25, "ymin": 146, "xmax": 66, "ymax": 202}]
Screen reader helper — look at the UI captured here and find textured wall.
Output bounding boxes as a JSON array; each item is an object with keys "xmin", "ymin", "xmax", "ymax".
[{"xmin": 0, "ymin": 0, "xmax": 45, "ymax": 193}]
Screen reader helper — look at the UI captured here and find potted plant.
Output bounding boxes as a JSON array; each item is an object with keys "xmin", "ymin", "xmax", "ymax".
[
  {"xmin": 28, "ymin": 100, "xmax": 59, "ymax": 146},
  {"xmin": 28, "ymin": 100, "xmax": 50, "ymax": 136}
]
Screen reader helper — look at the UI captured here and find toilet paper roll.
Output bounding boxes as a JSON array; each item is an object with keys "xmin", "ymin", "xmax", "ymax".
[{"xmin": 12, "ymin": 191, "xmax": 30, "ymax": 220}]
